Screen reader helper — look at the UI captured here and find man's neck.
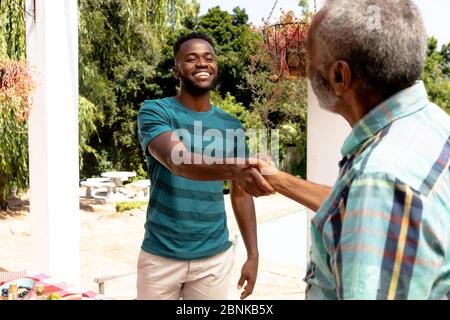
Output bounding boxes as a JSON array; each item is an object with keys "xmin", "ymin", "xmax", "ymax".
[
  {"xmin": 341, "ymin": 88, "xmax": 389, "ymax": 127},
  {"xmin": 175, "ymin": 90, "xmax": 211, "ymax": 113}
]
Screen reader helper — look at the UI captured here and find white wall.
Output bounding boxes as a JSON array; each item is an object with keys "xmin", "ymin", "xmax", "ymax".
[
  {"xmin": 306, "ymin": 85, "xmax": 350, "ymax": 186},
  {"xmin": 26, "ymin": 0, "xmax": 80, "ymax": 285}
]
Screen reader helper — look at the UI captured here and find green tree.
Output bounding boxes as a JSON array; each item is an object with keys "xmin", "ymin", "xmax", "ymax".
[
  {"xmin": 79, "ymin": 0, "xmax": 199, "ymax": 178},
  {"xmin": 0, "ymin": 60, "xmax": 34, "ymax": 210},
  {"xmin": 153, "ymin": 6, "xmax": 262, "ymax": 106},
  {"xmin": 78, "ymin": 96, "xmax": 104, "ymax": 177},
  {"xmin": 0, "ymin": 0, "xmax": 26, "ymax": 60},
  {"xmin": 0, "ymin": 1, "xmax": 29, "ymax": 210},
  {"xmin": 242, "ymin": 5, "xmax": 310, "ymax": 178},
  {"xmin": 0, "ymin": 103, "xmax": 28, "ymax": 209},
  {"xmin": 420, "ymin": 37, "xmax": 450, "ymax": 114},
  {"xmin": 210, "ymin": 91, "xmax": 263, "ymax": 130},
  {"xmin": 196, "ymin": 7, "xmax": 263, "ymax": 106},
  {"xmin": 244, "ymin": 59, "xmax": 308, "ymax": 177}
]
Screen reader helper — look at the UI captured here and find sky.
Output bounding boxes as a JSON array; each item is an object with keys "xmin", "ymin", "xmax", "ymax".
[{"xmin": 198, "ymin": 0, "xmax": 450, "ymax": 46}]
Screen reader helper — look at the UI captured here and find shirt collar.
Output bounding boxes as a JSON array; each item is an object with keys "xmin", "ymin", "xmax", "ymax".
[{"xmin": 340, "ymin": 81, "xmax": 429, "ymax": 157}]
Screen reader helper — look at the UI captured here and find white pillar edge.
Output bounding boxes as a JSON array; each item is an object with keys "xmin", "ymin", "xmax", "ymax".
[{"xmin": 26, "ymin": 0, "xmax": 80, "ymax": 285}]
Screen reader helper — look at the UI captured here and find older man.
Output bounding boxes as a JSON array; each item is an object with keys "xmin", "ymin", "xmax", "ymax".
[{"xmin": 253, "ymin": 0, "xmax": 450, "ymax": 299}]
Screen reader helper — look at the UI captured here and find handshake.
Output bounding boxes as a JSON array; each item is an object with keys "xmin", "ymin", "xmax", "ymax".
[{"xmin": 234, "ymin": 154, "xmax": 280, "ymax": 197}]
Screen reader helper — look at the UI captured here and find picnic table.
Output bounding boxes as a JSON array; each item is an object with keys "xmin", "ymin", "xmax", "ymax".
[
  {"xmin": 101, "ymin": 171, "xmax": 136, "ymax": 186},
  {"xmin": 101, "ymin": 171, "xmax": 136, "ymax": 193},
  {"xmin": 124, "ymin": 179, "xmax": 151, "ymax": 199},
  {"xmin": 0, "ymin": 271, "xmax": 108, "ymax": 300},
  {"xmin": 81, "ymin": 172, "xmax": 138, "ymax": 199},
  {"xmin": 80, "ymin": 179, "xmax": 115, "ymax": 198}
]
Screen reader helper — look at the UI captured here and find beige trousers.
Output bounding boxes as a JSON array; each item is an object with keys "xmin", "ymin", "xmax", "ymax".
[{"xmin": 137, "ymin": 245, "xmax": 235, "ymax": 300}]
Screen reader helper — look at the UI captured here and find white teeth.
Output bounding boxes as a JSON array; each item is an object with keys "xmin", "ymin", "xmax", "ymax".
[{"xmin": 194, "ymin": 72, "xmax": 210, "ymax": 78}]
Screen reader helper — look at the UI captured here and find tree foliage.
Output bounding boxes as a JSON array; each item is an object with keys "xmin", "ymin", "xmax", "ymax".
[
  {"xmin": 153, "ymin": 6, "xmax": 262, "ymax": 106},
  {"xmin": 0, "ymin": 0, "xmax": 26, "ymax": 60},
  {"xmin": 0, "ymin": 0, "xmax": 29, "ymax": 209},
  {"xmin": 78, "ymin": 96, "xmax": 104, "ymax": 174},
  {"xmin": 211, "ymin": 92, "xmax": 263, "ymax": 131},
  {"xmin": 79, "ymin": 0, "xmax": 199, "ymax": 178},
  {"xmin": 0, "ymin": 59, "xmax": 34, "ymax": 209},
  {"xmin": 420, "ymin": 37, "xmax": 450, "ymax": 114},
  {"xmin": 195, "ymin": 7, "xmax": 261, "ymax": 105}
]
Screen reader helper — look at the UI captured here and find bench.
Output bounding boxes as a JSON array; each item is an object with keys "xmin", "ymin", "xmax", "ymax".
[
  {"xmin": 93, "ymin": 271, "xmax": 136, "ymax": 295},
  {"xmin": 80, "ymin": 180, "xmax": 116, "ymax": 198}
]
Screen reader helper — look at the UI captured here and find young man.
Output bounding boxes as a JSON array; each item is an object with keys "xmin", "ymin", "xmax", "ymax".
[
  {"xmin": 136, "ymin": 32, "xmax": 274, "ymax": 300},
  {"xmin": 251, "ymin": 0, "xmax": 450, "ymax": 300}
]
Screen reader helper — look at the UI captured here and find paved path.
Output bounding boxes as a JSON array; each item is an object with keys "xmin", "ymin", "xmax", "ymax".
[{"xmin": 0, "ymin": 193, "xmax": 308, "ymax": 299}]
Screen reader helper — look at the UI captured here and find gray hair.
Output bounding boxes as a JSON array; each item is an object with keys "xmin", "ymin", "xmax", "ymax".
[{"xmin": 317, "ymin": 0, "xmax": 427, "ymax": 95}]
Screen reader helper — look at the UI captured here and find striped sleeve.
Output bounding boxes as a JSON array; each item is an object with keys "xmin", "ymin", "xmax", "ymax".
[
  {"xmin": 137, "ymin": 101, "xmax": 173, "ymax": 156},
  {"xmin": 333, "ymin": 172, "xmax": 445, "ymax": 300}
]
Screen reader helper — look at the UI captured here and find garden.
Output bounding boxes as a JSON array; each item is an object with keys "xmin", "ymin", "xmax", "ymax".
[{"xmin": 0, "ymin": 0, "xmax": 449, "ymax": 210}]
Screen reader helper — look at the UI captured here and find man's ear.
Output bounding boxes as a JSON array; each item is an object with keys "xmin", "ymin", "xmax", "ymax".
[
  {"xmin": 172, "ymin": 64, "xmax": 179, "ymax": 80},
  {"xmin": 328, "ymin": 60, "xmax": 352, "ymax": 97}
]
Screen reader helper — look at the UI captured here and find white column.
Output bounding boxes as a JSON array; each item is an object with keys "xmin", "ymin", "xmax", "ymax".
[
  {"xmin": 305, "ymin": 0, "xmax": 351, "ymax": 267},
  {"xmin": 26, "ymin": 0, "xmax": 80, "ymax": 285}
]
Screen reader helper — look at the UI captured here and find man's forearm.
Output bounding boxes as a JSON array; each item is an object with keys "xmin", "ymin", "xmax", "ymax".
[
  {"xmin": 172, "ymin": 153, "xmax": 245, "ymax": 181},
  {"xmin": 266, "ymin": 171, "xmax": 332, "ymax": 212},
  {"xmin": 147, "ymin": 133, "xmax": 274, "ymax": 196},
  {"xmin": 230, "ymin": 182, "xmax": 258, "ymax": 258},
  {"xmin": 148, "ymin": 134, "xmax": 246, "ymax": 181}
]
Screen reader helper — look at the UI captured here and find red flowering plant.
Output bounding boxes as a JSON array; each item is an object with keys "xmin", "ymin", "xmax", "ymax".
[
  {"xmin": 0, "ymin": 59, "xmax": 35, "ymax": 210},
  {"xmin": 0, "ymin": 59, "xmax": 35, "ymax": 123},
  {"xmin": 262, "ymin": 10, "xmax": 312, "ymax": 79}
]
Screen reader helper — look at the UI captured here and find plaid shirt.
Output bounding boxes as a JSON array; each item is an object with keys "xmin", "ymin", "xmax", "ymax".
[{"xmin": 305, "ymin": 81, "xmax": 450, "ymax": 300}]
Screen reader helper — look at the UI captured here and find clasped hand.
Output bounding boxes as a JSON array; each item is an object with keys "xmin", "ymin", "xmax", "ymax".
[{"xmin": 235, "ymin": 155, "xmax": 278, "ymax": 197}]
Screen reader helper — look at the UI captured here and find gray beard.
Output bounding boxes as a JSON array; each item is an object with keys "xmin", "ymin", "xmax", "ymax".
[{"xmin": 310, "ymin": 71, "xmax": 340, "ymax": 112}]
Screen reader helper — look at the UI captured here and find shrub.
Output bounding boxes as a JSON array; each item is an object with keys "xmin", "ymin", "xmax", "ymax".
[{"xmin": 115, "ymin": 201, "xmax": 148, "ymax": 213}]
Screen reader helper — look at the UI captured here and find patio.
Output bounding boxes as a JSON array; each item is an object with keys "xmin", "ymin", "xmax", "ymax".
[{"xmin": 0, "ymin": 192, "xmax": 306, "ymax": 299}]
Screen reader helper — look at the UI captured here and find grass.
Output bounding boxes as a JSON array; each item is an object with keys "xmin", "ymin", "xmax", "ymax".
[{"xmin": 115, "ymin": 201, "xmax": 148, "ymax": 213}]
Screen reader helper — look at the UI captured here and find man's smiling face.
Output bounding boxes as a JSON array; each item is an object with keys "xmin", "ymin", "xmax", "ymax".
[{"xmin": 174, "ymin": 38, "xmax": 218, "ymax": 95}]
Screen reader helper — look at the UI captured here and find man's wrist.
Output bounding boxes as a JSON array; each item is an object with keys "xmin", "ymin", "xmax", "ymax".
[
  {"xmin": 229, "ymin": 162, "xmax": 246, "ymax": 180},
  {"xmin": 247, "ymin": 251, "xmax": 259, "ymax": 260}
]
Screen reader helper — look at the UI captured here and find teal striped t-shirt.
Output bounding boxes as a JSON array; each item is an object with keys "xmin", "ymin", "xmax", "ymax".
[{"xmin": 137, "ymin": 97, "xmax": 247, "ymax": 260}]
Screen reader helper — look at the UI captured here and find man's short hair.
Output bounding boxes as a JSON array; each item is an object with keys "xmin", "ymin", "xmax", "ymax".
[
  {"xmin": 173, "ymin": 32, "xmax": 215, "ymax": 57},
  {"xmin": 317, "ymin": 0, "xmax": 427, "ymax": 96}
]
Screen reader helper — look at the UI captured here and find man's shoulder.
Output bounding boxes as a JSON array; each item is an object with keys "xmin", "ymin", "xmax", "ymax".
[
  {"xmin": 138, "ymin": 97, "xmax": 175, "ymax": 120},
  {"xmin": 353, "ymin": 104, "xmax": 449, "ymax": 193},
  {"xmin": 141, "ymin": 97, "xmax": 173, "ymax": 110},
  {"xmin": 426, "ymin": 102, "xmax": 450, "ymax": 129}
]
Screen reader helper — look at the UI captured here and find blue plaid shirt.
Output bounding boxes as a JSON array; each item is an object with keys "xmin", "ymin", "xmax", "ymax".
[{"xmin": 305, "ymin": 81, "xmax": 450, "ymax": 300}]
